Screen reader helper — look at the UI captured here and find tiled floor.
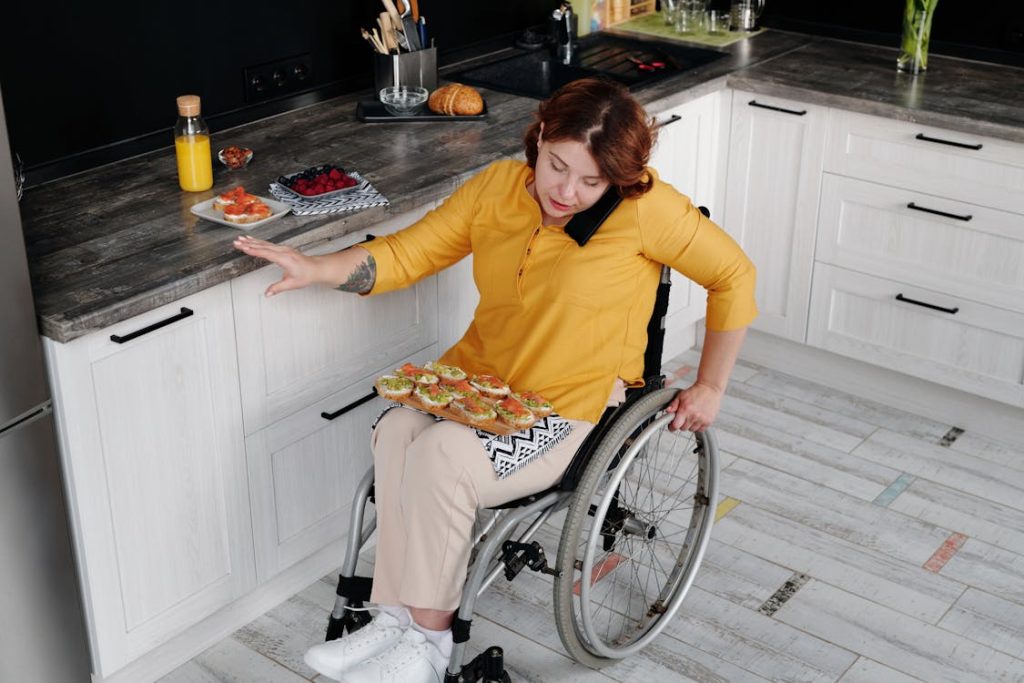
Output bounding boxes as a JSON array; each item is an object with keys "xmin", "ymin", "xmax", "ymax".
[{"xmin": 160, "ymin": 349, "xmax": 1024, "ymax": 683}]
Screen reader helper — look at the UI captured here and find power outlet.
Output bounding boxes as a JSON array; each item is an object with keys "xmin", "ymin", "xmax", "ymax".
[{"xmin": 244, "ymin": 54, "xmax": 314, "ymax": 103}]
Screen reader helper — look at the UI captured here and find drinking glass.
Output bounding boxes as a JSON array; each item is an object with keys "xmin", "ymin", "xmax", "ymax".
[{"xmin": 675, "ymin": 0, "xmax": 706, "ymax": 34}]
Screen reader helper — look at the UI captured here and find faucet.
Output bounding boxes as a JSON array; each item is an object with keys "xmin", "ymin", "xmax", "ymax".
[{"xmin": 551, "ymin": 2, "xmax": 577, "ymax": 65}]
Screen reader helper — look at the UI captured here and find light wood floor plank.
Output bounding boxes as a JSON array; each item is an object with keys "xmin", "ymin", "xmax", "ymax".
[
  {"xmin": 853, "ymin": 430, "xmax": 1024, "ymax": 513},
  {"xmin": 726, "ymin": 381, "xmax": 878, "ymax": 440},
  {"xmin": 720, "ymin": 458, "xmax": 952, "ymax": 565},
  {"xmin": 774, "ymin": 580, "xmax": 1024, "ymax": 683},
  {"xmin": 745, "ymin": 369, "xmax": 952, "ymax": 442},
  {"xmin": 713, "ymin": 503, "xmax": 965, "ymax": 623},
  {"xmin": 939, "ymin": 587, "xmax": 1024, "ymax": 659},
  {"xmin": 696, "ymin": 538, "xmax": 795, "ymax": 611},
  {"xmin": 950, "ymin": 431, "xmax": 1024, "ymax": 474},
  {"xmin": 837, "ymin": 657, "xmax": 925, "ymax": 682},
  {"xmin": 889, "ymin": 478, "xmax": 1024, "ymax": 556},
  {"xmin": 721, "ymin": 389, "xmax": 868, "ymax": 453},
  {"xmin": 715, "ymin": 413, "xmax": 896, "ymax": 501},
  {"xmin": 158, "ymin": 638, "xmax": 308, "ymax": 683},
  {"xmin": 938, "ymin": 538, "xmax": 1024, "ymax": 606},
  {"xmin": 232, "ymin": 586, "xmax": 332, "ymax": 679}
]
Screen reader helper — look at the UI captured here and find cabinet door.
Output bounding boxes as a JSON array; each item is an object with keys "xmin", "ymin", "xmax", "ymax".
[
  {"xmin": 247, "ymin": 346, "xmax": 438, "ymax": 581},
  {"xmin": 649, "ymin": 91, "xmax": 730, "ymax": 354},
  {"xmin": 724, "ymin": 90, "xmax": 828, "ymax": 342},
  {"xmin": 807, "ymin": 263, "xmax": 1024, "ymax": 406},
  {"xmin": 233, "ymin": 206, "xmax": 439, "ymax": 434},
  {"xmin": 44, "ymin": 284, "xmax": 254, "ymax": 677}
]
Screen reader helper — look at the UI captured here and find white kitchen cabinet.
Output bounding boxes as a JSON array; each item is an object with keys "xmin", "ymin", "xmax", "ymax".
[
  {"xmin": 649, "ymin": 91, "xmax": 730, "ymax": 361},
  {"xmin": 232, "ymin": 206, "xmax": 438, "ymax": 435},
  {"xmin": 43, "ymin": 283, "xmax": 255, "ymax": 678},
  {"xmin": 807, "ymin": 263, "xmax": 1024, "ymax": 405},
  {"xmin": 245, "ymin": 346, "xmax": 436, "ymax": 581},
  {"xmin": 723, "ymin": 90, "xmax": 828, "ymax": 342}
]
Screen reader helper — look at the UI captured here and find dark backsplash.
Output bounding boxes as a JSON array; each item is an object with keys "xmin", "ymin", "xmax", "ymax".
[
  {"xmin": 760, "ymin": 0, "xmax": 1024, "ymax": 67},
  {"xmin": 0, "ymin": 0, "xmax": 553, "ymax": 186}
]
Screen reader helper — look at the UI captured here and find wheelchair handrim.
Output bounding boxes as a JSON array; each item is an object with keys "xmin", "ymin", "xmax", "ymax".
[{"xmin": 577, "ymin": 416, "xmax": 718, "ymax": 659}]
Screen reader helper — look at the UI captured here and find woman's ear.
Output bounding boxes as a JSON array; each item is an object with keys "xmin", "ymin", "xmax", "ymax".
[{"xmin": 537, "ymin": 122, "xmax": 545, "ymax": 146}]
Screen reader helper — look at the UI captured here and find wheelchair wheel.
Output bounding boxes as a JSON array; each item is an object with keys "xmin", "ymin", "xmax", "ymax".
[{"xmin": 553, "ymin": 388, "xmax": 719, "ymax": 666}]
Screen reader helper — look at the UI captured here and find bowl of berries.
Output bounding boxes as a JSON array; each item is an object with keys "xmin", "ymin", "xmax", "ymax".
[{"xmin": 276, "ymin": 164, "xmax": 364, "ymax": 199}]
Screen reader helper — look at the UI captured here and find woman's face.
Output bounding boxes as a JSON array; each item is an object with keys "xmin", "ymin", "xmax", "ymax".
[{"xmin": 534, "ymin": 129, "xmax": 611, "ymax": 222}]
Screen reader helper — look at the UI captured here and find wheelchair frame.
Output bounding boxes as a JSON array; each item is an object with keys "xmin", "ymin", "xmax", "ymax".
[{"xmin": 325, "ymin": 208, "xmax": 720, "ymax": 682}]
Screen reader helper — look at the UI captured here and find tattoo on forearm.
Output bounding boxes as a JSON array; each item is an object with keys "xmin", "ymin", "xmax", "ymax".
[{"xmin": 337, "ymin": 254, "xmax": 377, "ymax": 294}]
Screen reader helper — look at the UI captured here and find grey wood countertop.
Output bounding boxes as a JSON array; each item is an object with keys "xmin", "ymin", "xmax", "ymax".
[{"xmin": 20, "ymin": 31, "xmax": 1024, "ymax": 343}]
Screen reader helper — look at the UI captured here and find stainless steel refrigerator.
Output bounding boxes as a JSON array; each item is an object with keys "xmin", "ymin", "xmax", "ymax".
[{"xmin": 0, "ymin": 91, "xmax": 93, "ymax": 680}]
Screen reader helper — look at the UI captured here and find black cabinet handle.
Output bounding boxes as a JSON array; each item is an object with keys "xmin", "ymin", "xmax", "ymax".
[
  {"xmin": 895, "ymin": 293, "xmax": 959, "ymax": 315},
  {"xmin": 110, "ymin": 307, "xmax": 194, "ymax": 344},
  {"xmin": 749, "ymin": 100, "xmax": 807, "ymax": 116},
  {"xmin": 655, "ymin": 114, "xmax": 682, "ymax": 129},
  {"xmin": 915, "ymin": 133, "xmax": 983, "ymax": 151},
  {"xmin": 321, "ymin": 390, "xmax": 378, "ymax": 421},
  {"xmin": 907, "ymin": 202, "xmax": 973, "ymax": 222}
]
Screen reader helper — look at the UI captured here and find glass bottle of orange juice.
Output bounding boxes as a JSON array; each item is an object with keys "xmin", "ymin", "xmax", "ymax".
[{"xmin": 174, "ymin": 95, "xmax": 213, "ymax": 191}]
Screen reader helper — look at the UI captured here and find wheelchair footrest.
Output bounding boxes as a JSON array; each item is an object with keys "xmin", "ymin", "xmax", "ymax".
[
  {"xmin": 444, "ymin": 646, "xmax": 510, "ymax": 683},
  {"xmin": 500, "ymin": 541, "xmax": 560, "ymax": 581},
  {"xmin": 324, "ymin": 603, "xmax": 373, "ymax": 642}
]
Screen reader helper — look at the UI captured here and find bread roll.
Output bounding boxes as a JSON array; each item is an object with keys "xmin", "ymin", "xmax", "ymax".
[{"xmin": 428, "ymin": 84, "xmax": 484, "ymax": 116}]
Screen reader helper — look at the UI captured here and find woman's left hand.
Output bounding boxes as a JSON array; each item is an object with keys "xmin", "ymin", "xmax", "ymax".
[{"xmin": 665, "ymin": 383, "xmax": 723, "ymax": 433}]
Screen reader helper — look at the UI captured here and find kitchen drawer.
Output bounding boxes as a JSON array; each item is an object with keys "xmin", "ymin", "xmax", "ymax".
[
  {"xmin": 824, "ymin": 109, "xmax": 1024, "ymax": 215},
  {"xmin": 807, "ymin": 263, "xmax": 1024, "ymax": 406},
  {"xmin": 816, "ymin": 173, "xmax": 1024, "ymax": 314},
  {"xmin": 233, "ymin": 205, "xmax": 438, "ymax": 434},
  {"xmin": 246, "ymin": 345, "xmax": 437, "ymax": 582}
]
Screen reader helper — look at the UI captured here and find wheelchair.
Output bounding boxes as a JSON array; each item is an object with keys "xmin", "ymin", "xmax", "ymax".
[{"xmin": 324, "ymin": 213, "xmax": 721, "ymax": 682}]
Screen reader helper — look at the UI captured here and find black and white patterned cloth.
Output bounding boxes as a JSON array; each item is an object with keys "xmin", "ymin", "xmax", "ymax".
[
  {"xmin": 268, "ymin": 171, "xmax": 389, "ymax": 216},
  {"xmin": 371, "ymin": 402, "xmax": 574, "ymax": 479}
]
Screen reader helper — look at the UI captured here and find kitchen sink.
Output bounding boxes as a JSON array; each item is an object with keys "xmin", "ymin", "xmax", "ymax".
[{"xmin": 449, "ymin": 33, "xmax": 727, "ymax": 99}]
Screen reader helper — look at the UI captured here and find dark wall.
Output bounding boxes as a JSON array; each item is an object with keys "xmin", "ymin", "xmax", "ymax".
[
  {"xmin": 760, "ymin": 0, "xmax": 1024, "ymax": 66},
  {"xmin": 0, "ymin": 0, "xmax": 552, "ymax": 185}
]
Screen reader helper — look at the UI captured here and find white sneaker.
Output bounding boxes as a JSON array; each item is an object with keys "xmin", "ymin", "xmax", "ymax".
[
  {"xmin": 304, "ymin": 608, "xmax": 410, "ymax": 681},
  {"xmin": 340, "ymin": 628, "xmax": 448, "ymax": 683}
]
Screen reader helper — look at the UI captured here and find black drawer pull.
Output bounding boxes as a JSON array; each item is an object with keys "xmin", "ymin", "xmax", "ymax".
[
  {"xmin": 748, "ymin": 100, "xmax": 807, "ymax": 116},
  {"xmin": 906, "ymin": 202, "xmax": 973, "ymax": 222},
  {"xmin": 655, "ymin": 114, "xmax": 682, "ymax": 129},
  {"xmin": 110, "ymin": 307, "xmax": 194, "ymax": 344},
  {"xmin": 321, "ymin": 390, "xmax": 378, "ymax": 421},
  {"xmin": 895, "ymin": 293, "xmax": 959, "ymax": 315},
  {"xmin": 915, "ymin": 133, "xmax": 983, "ymax": 151}
]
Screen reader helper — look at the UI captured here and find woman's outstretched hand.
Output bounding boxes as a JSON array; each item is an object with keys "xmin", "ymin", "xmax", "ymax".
[
  {"xmin": 665, "ymin": 382, "xmax": 723, "ymax": 433},
  {"xmin": 233, "ymin": 235, "xmax": 320, "ymax": 297}
]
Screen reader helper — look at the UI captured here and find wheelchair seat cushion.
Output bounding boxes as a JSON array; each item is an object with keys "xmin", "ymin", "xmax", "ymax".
[{"xmin": 371, "ymin": 403, "xmax": 575, "ymax": 479}]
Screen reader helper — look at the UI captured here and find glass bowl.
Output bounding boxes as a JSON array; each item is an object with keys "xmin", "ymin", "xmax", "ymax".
[
  {"xmin": 217, "ymin": 146, "xmax": 253, "ymax": 170},
  {"xmin": 379, "ymin": 86, "xmax": 429, "ymax": 117}
]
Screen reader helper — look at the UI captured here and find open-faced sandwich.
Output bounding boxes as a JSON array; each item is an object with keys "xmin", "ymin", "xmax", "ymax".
[
  {"xmin": 440, "ymin": 378, "xmax": 479, "ymax": 399},
  {"xmin": 414, "ymin": 382, "xmax": 453, "ymax": 408},
  {"xmin": 452, "ymin": 394, "xmax": 498, "ymax": 424},
  {"xmin": 222, "ymin": 199, "xmax": 272, "ymax": 224},
  {"xmin": 495, "ymin": 396, "xmax": 536, "ymax": 430},
  {"xmin": 213, "ymin": 185, "xmax": 259, "ymax": 211},
  {"xmin": 395, "ymin": 363, "xmax": 439, "ymax": 385},
  {"xmin": 424, "ymin": 361, "xmax": 468, "ymax": 381},
  {"xmin": 375, "ymin": 374, "xmax": 414, "ymax": 400},
  {"xmin": 469, "ymin": 374, "xmax": 510, "ymax": 398},
  {"xmin": 511, "ymin": 391, "xmax": 553, "ymax": 418}
]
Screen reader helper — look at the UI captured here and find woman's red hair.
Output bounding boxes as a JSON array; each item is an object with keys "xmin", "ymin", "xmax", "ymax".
[{"xmin": 524, "ymin": 78, "xmax": 656, "ymax": 198}]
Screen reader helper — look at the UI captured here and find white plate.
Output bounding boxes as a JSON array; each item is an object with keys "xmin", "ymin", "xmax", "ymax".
[{"xmin": 190, "ymin": 194, "xmax": 291, "ymax": 229}]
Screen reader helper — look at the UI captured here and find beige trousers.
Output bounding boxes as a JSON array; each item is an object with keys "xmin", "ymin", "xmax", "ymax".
[{"xmin": 368, "ymin": 380, "xmax": 626, "ymax": 611}]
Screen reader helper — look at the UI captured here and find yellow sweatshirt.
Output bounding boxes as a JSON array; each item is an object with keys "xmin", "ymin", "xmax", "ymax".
[{"xmin": 362, "ymin": 159, "xmax": 757, "ymax": 422}]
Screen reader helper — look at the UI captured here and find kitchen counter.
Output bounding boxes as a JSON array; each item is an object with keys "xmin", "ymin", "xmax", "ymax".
[{"xmin": 19, "ymin": 31, "xmax": 1024, "ymax": 343}]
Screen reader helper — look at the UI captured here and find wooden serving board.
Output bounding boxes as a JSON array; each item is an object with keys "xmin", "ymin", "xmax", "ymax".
[{"xmin": 390, "ymin": 393, "xmax": 535, "ymax": 436}]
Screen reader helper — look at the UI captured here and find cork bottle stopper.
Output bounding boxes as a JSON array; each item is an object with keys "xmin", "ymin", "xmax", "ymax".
[{"xmin": 176, "ymin": 95, "xmax": 201, "ymax": 117}]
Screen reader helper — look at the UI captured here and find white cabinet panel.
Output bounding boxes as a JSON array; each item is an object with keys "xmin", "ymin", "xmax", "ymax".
[
  {"xmin": 824, "ymin": 108, "xmax": 1024, "ymax": 215},
  {"xmin": 724, "ymin": 91, "xmax": 828, "ymax": 342},
  {"xmin": 436, "ymin": 253, "xmax": 477, "ymax": 353},
  {"xmin": 44, "ymin": 284, "xmax": 254, "ymax": 677},
  {"xmin": 807, "ymin": 263, "xmax": 1024, "ymax": 406},
  {"xmin": 233, "ymin": 207, "xmax": 438, "ymax": 434},
  {"xmin": 816, "ymin": 173, "xmax": 1024, "ymax": 314},
  {"xmin": 246, "ymin": 346, "xmax": 437, "ymax": 581}
]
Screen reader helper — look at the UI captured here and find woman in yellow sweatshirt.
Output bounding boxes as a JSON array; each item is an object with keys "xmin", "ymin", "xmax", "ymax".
[{"xmin": 234, "ymin": 78, "xmax": 756, "ymax": 683}]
